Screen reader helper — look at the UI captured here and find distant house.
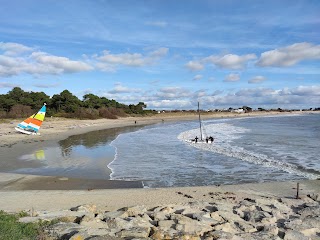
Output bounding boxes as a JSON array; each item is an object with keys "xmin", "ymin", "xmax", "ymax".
[{"xmin": 233, "ymin": 108, "xmax": 245, "ymax": 113}]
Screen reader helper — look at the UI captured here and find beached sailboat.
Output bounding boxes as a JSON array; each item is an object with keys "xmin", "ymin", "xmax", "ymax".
[
  {"xmin": 191, "ymin": 102, "xmax": 214, "ymax": 143},
  {"xmin": 15, "ymin": 103, "xmax": 47, "ymax": 135}
]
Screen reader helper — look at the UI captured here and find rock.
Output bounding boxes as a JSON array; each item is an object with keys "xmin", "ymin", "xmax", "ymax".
[
  {"xmin": 299, "ymin": 205, "xmax": 320, "ymax": 218},
  {"xmin": 116, "ymin": 226, "xmax": 151, "ymax": 238},
  {"xmin": 46, "ymin": 222, "xmax": 86, "ymax": 239},
  {"xmin": 19, "ymin": 210, "xmax": 84, "ymax": 223},
  {"xmin": 85, "ymin": 236, "xmax": 122, "ymax": 240},
  {"xmin": 261, "ymin": 216, "xmax": 277, "ymax": 225},
  {"xmin": 158, "ymin": 220, "xmax": 176, "ymax": 229},
  {"xmin": 243, "ymin": 210, "xmax": 268, "ymax": 223},
  {"xmin": 210, "ymin": 212, "xmax": 225, "ymax": 222},
  {"xmin": 234, "ymin": 221, "xmax": 257, "ymax": 233},
  {"xmin": 238, "ymin": 231, "xmax": 282, "ymax": 240},
  {"xmin": 284, "ymin": 229, "xmax": 310, "ymax": 240},
  {"xmin": 202, "ymin": 230, "xmax": 233, "ymax": 240},
  {"xmin": 105, "ymin": 217, "xmax": 133, "ymax": 229},
  {"xmin": 262, "ymin": 224, "xmax": 279, "ymax": 236},
  {"xmin": 214, "ymin": 222, "xmax": 239, "ymax": 234},
  {"xmin": 308, "ymin": 193, "xmax": 320, "ymax": 202},
  {"xmin": 100, "ymin": 210, "xmax": 128, "ymax": 220},
  {"xmin": 151, "ymin": 227, "xmax": 179, "ymax": 239},
  {"xmin": 302, "ymin": 217, "xmax": 320, "ymax": 228},
  {"xmin": 122, "ymin": 205, "xmax": 148, "ymax": 217},
  {"xmin": 80, "ymin": 212, "xmax": 95, "ymax": 223},
  {"xmin": 70, "ymin": 204, "xmax": 97, "ymax": 213},
  {"xmin": 300, "ymin": 227, "xmax": 320, "ymax": 237},
  {"xmin": 69, "ymin": 232, "xmax": 90, "ymax": 240}
]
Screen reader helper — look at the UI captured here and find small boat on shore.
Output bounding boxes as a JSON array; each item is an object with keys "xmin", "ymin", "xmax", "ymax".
[
  {"xmin": 15, "ymin": 103, "xmax": 47, "ymax": 135},
  {"xmin": 189, "ymin": 102, "xmax": 214, "ymax": 143}
]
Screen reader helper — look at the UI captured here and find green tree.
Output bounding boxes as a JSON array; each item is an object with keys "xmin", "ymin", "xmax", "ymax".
[
  {"xmin": 51, "ymin": 90, "xmax": 81, "ymax": 113},
  {"xmin": 7, "ymin": 87, "xmax": 26, "ymax": 103},
  {"xmin": 83, "ymin": 93, "xmax": 103, "ymax": 109}
]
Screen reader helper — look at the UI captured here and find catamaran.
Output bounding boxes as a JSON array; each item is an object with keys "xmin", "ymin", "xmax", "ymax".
[
  {"xmin": 15, "ymin": 103, "xmax": 47, "ymax": 135},
  {"xmin": 191, "ymin": 102, "xmax": 214, "ymax": 143}
]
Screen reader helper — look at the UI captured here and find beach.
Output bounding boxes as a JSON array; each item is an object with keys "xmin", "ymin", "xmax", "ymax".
[{"xmin": 0, "ymin": 111, "xmax": 319, "ymax": 239}]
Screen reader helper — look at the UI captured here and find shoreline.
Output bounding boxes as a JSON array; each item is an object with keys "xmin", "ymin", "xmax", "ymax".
[
  {"xmin": 0, "ymin": 110, "xmax": 318, "ymax": 192},
  {"xmin": 1, "ymin": 111, "xmax": 319, "ymax": 239},
  {"xmin": 0, "ymin": 112, "xmax": 319, "ymax": 192}
]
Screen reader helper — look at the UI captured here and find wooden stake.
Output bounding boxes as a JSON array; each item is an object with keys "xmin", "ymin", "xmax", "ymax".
[{"xmin": 296, "ymin": 182, "xmax": 300, "ymax": 199}]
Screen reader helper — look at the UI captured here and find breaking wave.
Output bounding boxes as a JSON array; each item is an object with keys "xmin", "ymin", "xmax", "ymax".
[{"xmin": 178, "ymin": 123, "xmax": 320, "ymax": 180}]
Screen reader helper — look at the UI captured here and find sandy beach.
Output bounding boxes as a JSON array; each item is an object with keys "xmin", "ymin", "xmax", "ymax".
[{"xmin": 0, "ymin": 111, "xmax": 319, "ymax": 239}]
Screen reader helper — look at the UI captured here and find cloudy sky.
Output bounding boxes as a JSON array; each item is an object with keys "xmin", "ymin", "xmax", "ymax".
[{"xmin": 0, "ymin": 0, "xmax": 319, "ymax": 110}]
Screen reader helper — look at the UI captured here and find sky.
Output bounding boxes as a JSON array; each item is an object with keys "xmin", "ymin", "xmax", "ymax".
[{"xmin": 0, "ymin": 0, "xmax": 319, "ymax": 110}]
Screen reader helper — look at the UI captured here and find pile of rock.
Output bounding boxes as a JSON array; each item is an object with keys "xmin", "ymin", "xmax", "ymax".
[{"xmin": 19, "ymin": 192, "xmax": 320, "ymax": 239}]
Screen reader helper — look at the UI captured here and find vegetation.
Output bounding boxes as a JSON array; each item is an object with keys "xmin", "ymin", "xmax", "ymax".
[
  {"xmin": 0, "ymin": 87, "xmax": 154, "ymax": 119},
  {"xmin": 0, "ymin": 210, "xmax": 53, "ymax": 240}
]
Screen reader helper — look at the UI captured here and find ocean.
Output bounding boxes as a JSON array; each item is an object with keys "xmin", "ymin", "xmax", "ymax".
[
  {"xmin": 12, "ymin": 113, "xmax": 320, "ymax": 188},
  {"xmin": 109, "ymin": 113, "xmax": 320, "ymax": 188}
]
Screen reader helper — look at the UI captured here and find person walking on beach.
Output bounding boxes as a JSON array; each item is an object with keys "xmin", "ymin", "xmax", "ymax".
[
  {"xmin": 195, "ymin": 136, "xmax": 198, "ymax": 143},
  {"xmin": 206, "ymin": 137, "xmax": 209, "ymax": 143}
]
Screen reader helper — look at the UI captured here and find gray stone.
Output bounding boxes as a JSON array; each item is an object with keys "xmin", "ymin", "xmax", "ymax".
[
  {"xmin": 299, "ymin": 206, "xmax": 320, "ymax": 218},
  {"xmin": 101, "ymin": 210, "xmax": 128, "ymax": 220},
  {"xmin": 46, "ymin": 222, "xmax": 86, "ymax": 239},
  {"xmin": 116, "ymin": 226, "xmax": 151, "ymax": 238},
  {"xmin": 85, "ymin": 236, "xmax": 122, "ymax": 240},
  {"xmin": 158, "ymin": 220, "xmax": 176, "ymax": 229},
  {"xmin": 70, "ymin": 204, "xmax": 97, "ymax": 213},
  {"xmin": 262, "ymin": 224, "xmax": 279, "ymax": 236},
  {"xmin": 123, "ymin": 205, "xmax": 148, "ymax": 217},
  {"xmin": 284, "ymin": 229, "xmax": 310, "ymax": 240},
  {"xmin": 243, "ymin": 210, "xmax": 268, "ymax": 222},
  {"xmin": 214, "ymin": 222, "xmax": 239, "ymax": 234},
  {"xmin": 234, "ymin": 220, "xmax": 257, "ymax": 233},
  {"xmin": 237, "ymin": 231, "xmax": 282, "ymax": 240},
  {"xmin": 308, "ymin": 193, "xmax": 320, "ymax": 202}
]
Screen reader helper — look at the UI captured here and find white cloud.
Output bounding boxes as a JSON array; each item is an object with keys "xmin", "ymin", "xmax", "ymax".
[
  {"xmin": 224, "ymin": 73, "xmax": 240, "ymax": 82},
  {"xmin": 256, "ymin": 42, "xmax": 320, "ymax": 67},
  {"xmin": 155, "ymin": 87, "xmax": 191, "ymax": 99},
  {"xmin": 145, "ymin": 21, "xmax": 168, "ymax": 27},
  {"xmin": 283, "ymin": 85, "xmax": 320, "ymax": 96},
  {"xmin": 94, "ymin": 85, "xmax": 320, "ymax": 110},
  {"xmin": 0, "ymin": 82, "xmax": 19, "ymax": 88},
  {"xmin": 96, "ymin": 48, "xmax": 168, "ymax": 69},
  {"xmin": 148, "ymin": 99, "xmax": 191, "ymax": 109},
  {"xmin": 185, "ymin": 61, "xmax": 204, "ymax": 71},
  {"xmin": 31, "ymin": 52, "xmax": 93, "ymax": 73},
  {"xmin": 0, "ymin": 42, "xmax": 33, "ymax": 56},
  {"xmin": 204, "ymin": 53, "xmax": 257, "ymax": 70},
  {"xmin": 33, "ymin": 83, "xmax": 60, "ymax": 88},
  {"xmin": 108, "ymin": 83, "xmax": 142, "ymax": 94},
  {"xmin": 0, "ymin": 43, "xmax": 93, "ymax": 77},
  {"xmin": 248, "ymin": 76, "xmax": 266, "ymax": 84},
  {"xmin": 193, "ymin": 74, "xmax": 203, "ymax": 81}
]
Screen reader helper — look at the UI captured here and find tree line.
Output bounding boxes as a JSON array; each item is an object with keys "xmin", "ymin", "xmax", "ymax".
[{"xmin": 0, "ymin": 87, "xmax": 154, "ymax": 119}]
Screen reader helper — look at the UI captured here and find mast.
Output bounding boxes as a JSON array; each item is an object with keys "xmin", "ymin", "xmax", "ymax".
[{"xmin": 198, "ymin": 102, "xmax": 203, "ymax": 141}]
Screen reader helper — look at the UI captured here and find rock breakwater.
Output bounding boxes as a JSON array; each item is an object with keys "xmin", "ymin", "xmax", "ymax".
[{"xmin": 18, "ymin": 191, "xmax": 320, "ymax": 239}]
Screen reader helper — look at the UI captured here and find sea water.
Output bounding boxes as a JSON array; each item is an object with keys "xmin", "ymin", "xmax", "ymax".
[
  {"xmin": 11, "ymin": 113, "xmax": 320, "ymax": 188},
  {"xmin": 109, "ymin": 113, "xmax": 320, "ymax": 188}
]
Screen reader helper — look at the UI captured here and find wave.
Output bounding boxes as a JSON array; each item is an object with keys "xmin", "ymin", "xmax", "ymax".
[{"xmin": 178, "ymin": 123, "xmax": 320, "ymax": 180}]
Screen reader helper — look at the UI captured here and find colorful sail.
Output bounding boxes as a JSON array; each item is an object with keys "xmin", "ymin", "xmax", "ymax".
[{"xmin": 15, "ymin": 103, "xmax": 46, "ymax": 135}]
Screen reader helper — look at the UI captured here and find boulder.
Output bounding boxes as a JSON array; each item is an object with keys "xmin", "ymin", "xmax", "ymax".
[
  {"xmin": 116, "ymin": 226, "xmax": 151, "ymax": 238},
  {"xmin": 284, "ymin": 229, "xmax": 310, "ymax": 240}
]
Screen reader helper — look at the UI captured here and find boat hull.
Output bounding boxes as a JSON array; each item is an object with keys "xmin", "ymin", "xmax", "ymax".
[{"xmin": 15, "ymin": 127, "xmax": 39, "ymax": 135}]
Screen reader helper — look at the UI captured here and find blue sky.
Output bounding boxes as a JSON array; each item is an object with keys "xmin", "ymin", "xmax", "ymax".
[{"xmin": 0, "ymin": 0, "xmax": 319, "ymax": 110}]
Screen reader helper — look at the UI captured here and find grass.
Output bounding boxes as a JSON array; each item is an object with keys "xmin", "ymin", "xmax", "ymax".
[{"xmin": 0, "ymin": 210, "xmax": 54, "ymax": 240}]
